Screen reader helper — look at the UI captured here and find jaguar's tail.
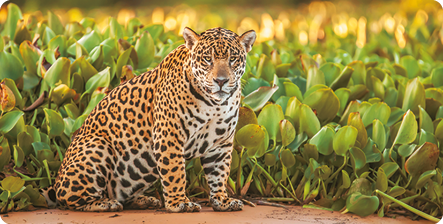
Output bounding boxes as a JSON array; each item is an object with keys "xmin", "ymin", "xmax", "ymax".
[{"xmin": 39, "ymin": 186, "xmax": 57, "ymax": 208}]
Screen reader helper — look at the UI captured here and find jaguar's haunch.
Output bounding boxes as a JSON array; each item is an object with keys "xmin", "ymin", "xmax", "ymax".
[{"xmin": 42, "ymin": 27, "xmax": 256, "ymax": 212}]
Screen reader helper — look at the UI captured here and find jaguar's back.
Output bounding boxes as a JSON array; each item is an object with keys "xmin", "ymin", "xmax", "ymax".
[{"xmin": 49, "ymin": 27, "xmax": 256, "ymax": 212}]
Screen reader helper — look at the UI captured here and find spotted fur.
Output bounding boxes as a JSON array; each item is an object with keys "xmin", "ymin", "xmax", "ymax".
[{"xmin": 42, "ymin": 27, "xmax": 256, "ymax": 212}]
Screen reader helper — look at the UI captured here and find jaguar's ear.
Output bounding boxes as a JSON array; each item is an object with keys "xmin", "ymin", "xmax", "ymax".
[
  {"xmin": 239, "ymin": 30, "xmax": 256, "ymax": 53},
  {"xmin": 183, "ymin": 27, "xmax": 200, "ymax": 50}
]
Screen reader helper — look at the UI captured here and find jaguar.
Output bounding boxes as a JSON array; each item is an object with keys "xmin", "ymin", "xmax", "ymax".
[{"xmin": 42, "ymin": 27, "xmax": 256, "ymax": 212}]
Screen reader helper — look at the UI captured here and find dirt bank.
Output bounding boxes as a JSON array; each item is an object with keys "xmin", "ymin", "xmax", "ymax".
[{"xmin": 1, "ymin": 204, "xmax": 436, "ymax": 224}]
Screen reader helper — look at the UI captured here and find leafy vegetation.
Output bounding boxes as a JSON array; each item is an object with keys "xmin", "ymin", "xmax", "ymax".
[{"xmin": 0, "ymin": 1, "xmax": 442, "ymax": 222}]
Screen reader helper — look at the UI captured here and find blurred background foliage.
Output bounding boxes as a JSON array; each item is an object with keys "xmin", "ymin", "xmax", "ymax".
[{"xmin": 0, "ymin": 0, "xmax": 443, "ymax": 222}]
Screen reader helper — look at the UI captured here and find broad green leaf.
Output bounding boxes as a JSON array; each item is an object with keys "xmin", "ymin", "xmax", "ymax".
[
  {"xmin": 319, "ymin": 62, "xmax": 341, "ymax": 86},
  {"xmin": 347, "ymin": 112, "xmax": 368, "ymax": 148},
  {"xmin": 48, "ymin": 11, "xmax": 64, "ymax": 35},
  {"xmin": 1, "ymin": 176, "xmax": 25, "ymax": 193},
  {"xmin": 135, "ymin": 31, "xmax": 155, "ymax": 69},
  {"xmin": 280, "ymin": 119, "xmax": 295, "ymax": 147},
  {"xmin": 393, "ymin": 110, "xmax": 417, "ymax": 145},
  {"xmin": 346, "ymin": 193, "xmax": 380, "ymax": 217},
  {"xmin": 405, "ymin": 142, "xmax": 439, "ymax": 177},
  {"xmin": 299, "ymin": 104, "xmax": 320, "ymax": 138},
  {"xmin": 283, "ymin": 81, "xmax": 303, "ymax": 101},
  {"xmin": 256, "ymin": 54, "xmax": 275, "ymax": 82},
  {"xmin": 82, "ymin": 93, "xmax": 106, "ymax": 116},
  {"xmin": 43, "ymin": 108, "xmax": 65, "ymax": 136},
  {"xmin": 309, "ymin": 126, "xmax": 335, "ymax": 156},
  {"xmin": 329, "ymin": 66, "xmax": 354, "ymax": 91},
  {"xmin": 376, "ymin": 167, "xmax": 388, "ymax": 192},
  {"xmin": 19, "ymin": 41, "xmax": 41, "ymax": 76},
  {"xmin": 0, "ymin": 52, "xmax": 24, "ymax": 81},
  {"xmin": 257, "ymin": 104, "xmax": 284, "ymax": 147},
  {"xmin": 380, "ymin": 162, "xmax": 399, "ymax": 179},
  {"xmin": 303, "ymin": 87, "xmax": 340, "ymax": 124},
  {"xmin": 333, "ymin": 126, "xmax": 358, "ymax": 156},
  {"xmin": 349, "ymin": 147, "xmax": 366, "ymax": 171},
  {"xmin": 415, "ymin": 170, "xmax": 436, "ymax": 189},
  {"xmin": 431, "ymin": 66, "xmax": 443, "ymax": 87},
  {"xmin": 17, "ymin": 131, "xmax": 34, "ymax": 156},
  {"xmin": 281, "ymin": 148, "xmax": 296, "ymax": 168},
  {"xmin": 0, "ymin": 111, "xmax": 24, "ymax": 134},
  {"xmin": 306, "ymin": 66, "xmax": 325, "ymax": 90},
  {"xmin": 243, "ymin": 84, "xmax": 279, "ymax": 111},
  {"xmin": 402, "ymin": 78, "xmax": 425, "ymax": 115},
  {"xmin": 335, "ymin": 88, "xmax": 350, "ymax": 116},
  {"xmin": 83, "ymin": 67, "xmax": 110, "ymax": 95},
  {"xmin": 398, "ymin": 144, "xmax": 416, "ymax": 158},
  {"xmin": 13, "ymin": 145, "xmax": 24, "ymax": 168},
  {"xmin": 43, "ymin": 57, "xmax": 71, "ymax": 88},
  {"xmin": 419, "ymin": 105, "xmax": 433, "ymax": 134},
  {"xmin": 67, "ymin": 30, "xmax": 102, "ymax": 55},
  {"xmin": 372, "ymin": 119, "xmax": 386, "ymax": 151},
  {"xmin": 236, "ymin": 124, "xmax": 265, "ymax": 149},
  {"xmin": 1, "ymin": 3, "xmax": 23, "ymax": 39},
  {"xmin": 361, "ymin": 102, "xmax": 391, "ymax": 127},
  {"xmin": 400, "ymin": 55, "xmax": 421, "ymax": 79}
]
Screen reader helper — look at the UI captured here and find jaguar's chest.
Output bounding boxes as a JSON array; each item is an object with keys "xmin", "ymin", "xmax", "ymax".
[{"xmin": 181, "ymin": 103, "xmax": 238, "ymax": 159}]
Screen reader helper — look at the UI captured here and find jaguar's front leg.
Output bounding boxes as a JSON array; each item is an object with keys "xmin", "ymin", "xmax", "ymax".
[
  {"xmin": 201, "ymin": 145, "xmax": 243, "ymax": 212},
  {"xmin": 153, "ymin": 122, "xmax": 201, "ymax": 213}
]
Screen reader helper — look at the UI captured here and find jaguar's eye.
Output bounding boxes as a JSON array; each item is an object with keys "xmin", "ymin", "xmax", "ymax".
[
  {"xmin": 230, "ymin": 57, "xmax": 236, "ymax": 62},
  {"xmin": 203, "ymin": 56, "xmax": 212, "ymax": 63}
]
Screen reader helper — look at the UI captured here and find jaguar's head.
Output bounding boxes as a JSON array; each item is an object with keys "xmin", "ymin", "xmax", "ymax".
[{"xmin": 183, "ymin": 27, "xmax": 256, "ymax": 103}]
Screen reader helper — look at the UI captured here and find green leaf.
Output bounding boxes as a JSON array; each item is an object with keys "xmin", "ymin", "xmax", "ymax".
[
  {"xmin": 329, "ymin": 66, "xmax": 354, "ymax": 91},
  {"xmin": 280, "ymin": 119, "xmax": 295, "ymax": 147},
  {"xmin": 415, "ymin": 170, "xmax": 436, "ymax": 189},
  {"xmin": 380, "ymin": 162, "xmax": 399, "ymax": 179},
  {"xmin": 402, "ymin": 78, "xmax": 425, "ymax": 115},
  {"xmin": 303, "ymin": 87, "xmax": 340, "ymax": 124},
  {"xmin": 1, "ymin": 3, "xmax": 23, "ymax": 39},
  {"xmin": 405, "ymin": 142, "xmax": 439, "ymax": 177},
  {"xmin": 319, "ymin": 62, "xmax": 341, "ymax": 86},
  {"xmin": 346, "ymin": 192, "xmax": 379, "ymax": 217},
  {"xmin": 309, "ymin": 126, "xmax": 335, "ymax": 156},
  {"xmin": 376, "ymin": 167, "xmax": 388, "ymax": 192},
  {"xmin": 372, "ymin": 119, "xmax": 386, "ymax": 151},
  {"xmin": 1, "ymin": 176, "xmax": 25, "ymax": 193},
  {"xmin": 67, "ymin": 31, "xmax": 102, "ymax": 55},
  {"xmin": 333, "ymin": 126, "xmax": 358, "ymax": 156},
  {"xmin": 116, "ymin": 47, "xmax": 134, "ymax": 80},
  {"xmin": 135, "ymin": 31, "xmax": 155, "ymax": 69},
  {"xmin": 0, "ymin": 52, "xmax": 24, "ymax": 81},
  {"xmin": 0, "ymin": 111, "xmax": 24, "ymax": 134},
  {"xmin": 299, "ymin": 104, "xmax": 321, "ymax": 138},
  {"xmin": 256, "ymin": 54, "xmax": 275, "ymax": 82},
  {"xmin": 347, "ymin": 112, "xmax": 368, "ymax": 148},
  {"xmin": 400, "ymin": 55, "xmax": 421, "ymax": 79},
  {"xmin": 82, "ymin": 93, "xmax": 106, "ymax": 116},
  {"xmin": 243, "ymin": 83, "xmax": 279, "ymax": 111},
  {"xmin": 431, "ymin": 66, "xmax": 443, "ymax": 87},
  {"xmin": 236, "ymin": 124, "xmax": 265, "ymax": 149},
  {"xmin": 83, "ymin": 67, "xmax": 110, "ymax": 96},
  {"xmin": 43, "ymin": 108, "xmax": 65, "ymax": 136},
  {"xmin": 43, "ymin": 57, "xmax": 71, "ymax": 88},
  {"xmin": 48, "ymin": 11, "xmax": 64, "ymax": 35},
  {"xmin": 393, "ymin": 110, "xmax": 417, "ymax": 145},
  {"xmin": 13, "ymin": 145, "xmax": 25, "ymax": 168},
  {"xmin": 257, "ymin": 104, "xmax": 284, "ymax": 148},
  {"xmin": 19, "ymin": 41, "xmax": 41, "ymax": 76},
  {"xmin": 361, "ymin": 102, "xmax": 391, "ymax": 127},
  {"xmin": 281, "ymin": 148, "xmax": 296, "ymax": 168},
  {"xmin": 349, "ymin": 147, "xmax": 366, "ymax": 171},
  {"xmin": 335, "ymin": 88, "xmax": 350, "ymax": 116}
]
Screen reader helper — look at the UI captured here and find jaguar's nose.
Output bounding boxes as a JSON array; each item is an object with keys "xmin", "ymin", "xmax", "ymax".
[{"xmin": 214, "ymin": 78, "xmax": 228, "ymax": 87}]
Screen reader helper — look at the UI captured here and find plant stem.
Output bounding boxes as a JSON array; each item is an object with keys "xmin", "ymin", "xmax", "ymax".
[{"xmin": 375, "ymin": 190, "xmax": 440, "ymax": 223}]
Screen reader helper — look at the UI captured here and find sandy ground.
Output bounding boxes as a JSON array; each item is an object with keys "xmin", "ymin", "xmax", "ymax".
[{"xmin": 1, "ymin": 204, "xmax": 437, "ymax": 224}]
